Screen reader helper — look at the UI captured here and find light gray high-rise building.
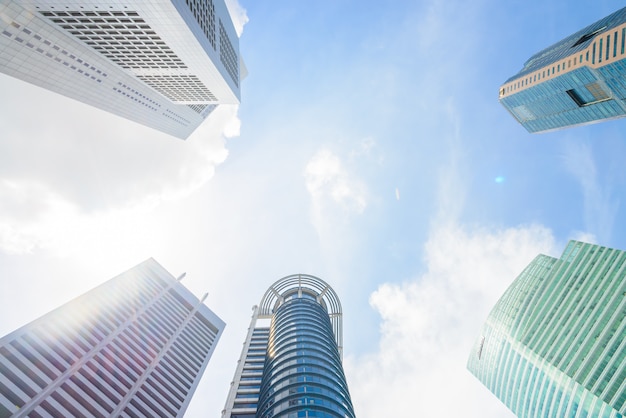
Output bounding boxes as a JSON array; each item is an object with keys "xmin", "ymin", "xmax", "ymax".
[
  {"xmin": 0, "ymin": 0, "xmax": 241, "ymax": 139},
  {"xmin": 222, "ymin": 274, "xmax": 355, "ymax": 418},
  {"xmin": 0, "ymin": 258, "xmax": 225, "ymax": 417}
]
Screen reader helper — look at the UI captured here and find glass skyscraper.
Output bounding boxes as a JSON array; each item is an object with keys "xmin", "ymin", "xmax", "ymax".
[
  {"xmin": 467, "ymin": 241, "xmax": 626, "ymax": 417},
  {"xmin": 499, "ymin": 7, "xmax": 626, "ymax": 133},
  {"xmin": 222, "ymin": 274, "xmax": 355, "ymax": 418},
  {"xmin": 0, "ymin": 0, "xmax": 240, "ymax": 139},
  {"xmin": 0, "ymin": 258, "xmax": 225, "ymax": 417}
]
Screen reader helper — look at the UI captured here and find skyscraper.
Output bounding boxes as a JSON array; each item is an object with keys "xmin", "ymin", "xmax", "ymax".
[
  {"xmin": 0, "ymin": 258, "xmax": 225, "ymax": 417},
  {"xmin": 467, "ymin": 241, "xmax": 626, "ymax": 417},
  {"xmin": 499, "ymin": 7, "xmax": 626, "ymax": 133},
  {"xmin": 0, "ymin": 0, "xmax": 241, "ymax": 139},
  {"xmin": 222, "ymin": 274, "xmax": 356, "ymax": 418}
]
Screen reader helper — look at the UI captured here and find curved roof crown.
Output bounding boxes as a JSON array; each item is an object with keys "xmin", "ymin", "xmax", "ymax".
[{"xmin": 258, "ymin": 274, "xmax": 343, "ymax": 357}]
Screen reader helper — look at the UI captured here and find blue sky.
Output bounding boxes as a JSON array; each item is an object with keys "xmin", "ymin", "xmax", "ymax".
[{"xmin": 1, "ymin": 0, "xmax": 625, "ymax": 416}]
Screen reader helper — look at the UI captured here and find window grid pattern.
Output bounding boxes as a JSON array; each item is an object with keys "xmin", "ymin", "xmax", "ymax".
[
  {"xmin": 0, "ymin": 1, "xmax": 239, "ymax": 139},
  {"xmin": 185, "ymin": 0, "xmax": 216, "ymax": 50},
  {"xmin": 219, "ymin": 19, "xmax": 239, "ymax": 87},
  {"xmin": 187, "ymin": 103, "xmax": 217, "ymax": 116},
  {"xmin": 187, "ymin": 104, "xmax": 208, "ymax": 113},
  {"xmin": 113, "ymin": 81, "xmax": 162, "ymax": 112},
  {"xmin": 162, "ymin": 108, "xmax": 192, "ymax": 127},
  {"xmin": 40, "ymin": 10, "xmax": 187, "ymax": 70},
  {"xmin": 2, "ymin": 20, "xmax": 106, "ymax": 83},
  {"xmin": 468, "ymin": 241, "xmax": 626, "ymax": 417},
  {"xmin": 0, "ymin": 260, "xmax": 222, "ymax": 417},
  {"xmin": 136, "ymin": 74, "xmax": 216, "ymax": 102}
]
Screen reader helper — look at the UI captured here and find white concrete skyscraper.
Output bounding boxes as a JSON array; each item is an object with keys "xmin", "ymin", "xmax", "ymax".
[
  {"xmin": 0, "ymin": 0, "xmax": 241, "ymax": 139},
  {"xmin": 0, "ymin": 258, "xmax": 225, "ymax": 417}
]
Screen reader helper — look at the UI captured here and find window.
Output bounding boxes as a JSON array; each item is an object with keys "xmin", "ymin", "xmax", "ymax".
[
  {"xmin": 592, "ymin": 43, "xmax": 596, "ymax": 64},
  {"xmin": 566, "ymin": 89, "xmax": 586, "ymax": 107},
  {"xmin": 571, "ymin": 26, "xmax": 606, "ymax": 47}
]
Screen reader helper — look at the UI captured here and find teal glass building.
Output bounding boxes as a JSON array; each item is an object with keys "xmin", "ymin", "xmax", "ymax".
[
  {"xmin": 467, "ymin": 241, "xmax": 626, "ymax": 417},
  {"xmin": 222, "ymin": 274, "xmax": 355, "ymax": 418},
  {"xmin": 499, "ymin": 7, "xmax": 626, "ymax": 133}
]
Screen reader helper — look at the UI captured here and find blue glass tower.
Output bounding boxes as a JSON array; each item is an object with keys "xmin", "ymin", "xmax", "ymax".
[
  {"xmin": 499, "ymin": 7, "xmax": 626, "ymax": 133},
  {"xmin": 222, "ymin": 275, "xmax": 355, "ymax": 418}
]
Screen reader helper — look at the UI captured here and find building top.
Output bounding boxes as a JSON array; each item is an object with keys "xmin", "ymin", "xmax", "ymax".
[
  {"xmin": 467, "ymin": 240, "xmax": 626, "ymax": 416},
  {"xmin": 497, "ymin": 7, "xmax": 626, "ymax": 132},
  {"xmin": 258, "ymin": 274, "xmax": 344, "ymax": 356},
  {"xmin": 0, "ymin": 258, "xmax": 225, "ymax": 417},
  {"xmin": 506, "ymin": 7, "xmax": 626, "ymax": 83}
]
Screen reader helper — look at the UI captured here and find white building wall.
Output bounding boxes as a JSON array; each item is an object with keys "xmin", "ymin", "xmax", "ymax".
[
  {"xmin": 0, "ymin": 0, "xmax": 240, "ymax": 139},
  {"xmin": 0, "ymin": 258, "xmax": 225, "ymax": 418}
]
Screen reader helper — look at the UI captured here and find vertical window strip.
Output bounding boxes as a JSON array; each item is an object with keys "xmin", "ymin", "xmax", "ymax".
[
  {"xmin": 599, "ymin": 39, "xmax": 603, "ymax": 63},
  {"xmin": 606, "ymin": 35, "xmax": 610, "ymax": 60},
  {"xmin": 613, "ymin": 31, "xmax": 618, "ymax": 57},
  {"xmin": 592, "ymin": 43, "xmax": 596, "ymax": 64},
  {"xmin": 622, "ymin": 28, "xmax": 625, "ymax": 54}
]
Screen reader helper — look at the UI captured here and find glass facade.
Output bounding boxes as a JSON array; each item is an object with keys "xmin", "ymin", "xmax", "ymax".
[
  {"xmin": 257, "ymin": 295, "xmax": 355, "ymax": 418},
  {"xmin": 499, "ymin": 7, "xmax": 626, "ymax": 133},
  {"xmin": 467, "ymin": 241, "xmax": 626, "ymax": 417},
  {"xmin": 222, "ymin": 275, "xmax": 355, "ymax": 418}
]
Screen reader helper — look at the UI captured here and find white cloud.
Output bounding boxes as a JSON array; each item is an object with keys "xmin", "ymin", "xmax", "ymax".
[
  {"xmin": 304, "ymin": 148, "xmax": 367, "ymax": 216},
  {"xmin": 303, "ymin": 148, "xmax": 370, "ymax": 271},
  {"xmin": 0, "ymin": 178, "xmax": 157, "ymax": 257},
  {"xmin": 346, "ymin": 222, "xmax": 557, "ymax": 417},
  {"xmin": 0, "ymin": 78, "xmax": 241, "ymax": 254},
  {"xmin": 224, "ymin": 0, "xmax": 249, "ymax": 37},
  {"xmin": 561, "ymin": 141, "xmax": 619, "ymax": 244}
]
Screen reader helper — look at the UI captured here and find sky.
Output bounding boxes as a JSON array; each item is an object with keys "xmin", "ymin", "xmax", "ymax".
[{"xmin": 1, "ymin": 0, "xmax": 626, "ymax": 417}]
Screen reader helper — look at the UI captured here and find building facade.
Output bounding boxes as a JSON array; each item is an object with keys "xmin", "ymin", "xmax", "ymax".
[
  {"xmin": 499, "ymin": 7, "xmax": 626, "ymax": 133},
  {"xmin": 222, "ymin": 274, "xmax": 356, "ymax": 418},
  {"xmin": 467, "ymin": 241, "xmax": 626, "ymax": 417},
  {"xmin": 0, "ymin": 0, "xmax": 240, "ymax": 139},
  {"xmin": 0, "ymin": 258, "xmax": 225, "ymax": 417}
]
